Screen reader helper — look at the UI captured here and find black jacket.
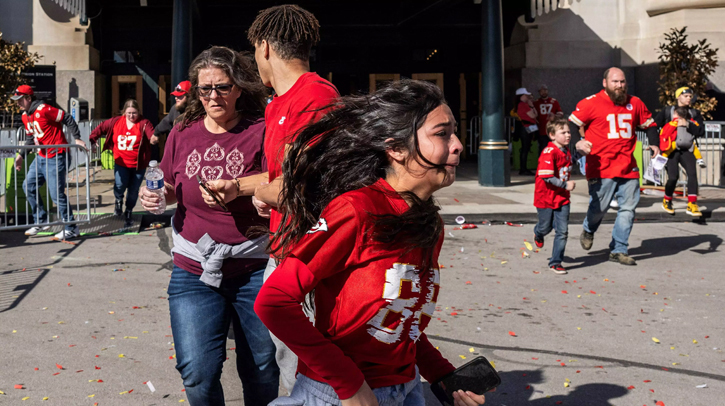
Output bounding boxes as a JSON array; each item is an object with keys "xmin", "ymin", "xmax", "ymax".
[{"xmin": 154, "ymin": 104, "xmax": 182, "ymax": 137}]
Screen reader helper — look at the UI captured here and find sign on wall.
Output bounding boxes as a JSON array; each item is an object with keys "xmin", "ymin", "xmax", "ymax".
[{"xmin": 21, "ymin": 65, "xmax": 56, "ymax": 102}]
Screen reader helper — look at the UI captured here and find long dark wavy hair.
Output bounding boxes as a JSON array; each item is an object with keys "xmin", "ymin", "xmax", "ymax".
[
  {"xmin": 270, "ymin": 79, "xmax": 449, "ymax": 271},
  {"xmin": 178, "ymin": 46, "xmax": 267, "ymax": 130}
]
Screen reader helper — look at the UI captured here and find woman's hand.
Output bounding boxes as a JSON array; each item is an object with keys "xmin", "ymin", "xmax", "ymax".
[
  {"xmin": 252, "ymin": 196, "xmax": 271, "ymax": 218},
  {"xmin": 452, "ymin": 389, "xmax": 486, "ymax": 406},
  {"xmin": 201, "ymin": 179, "xmax": 238, "ymax": 206},
  {"xmin": 139, "ymin": 185, "xmax": 163, "ymax": 212},
  {"xmin": 341, "ymin": 381, "xmax": 379, "ymax": 406}
]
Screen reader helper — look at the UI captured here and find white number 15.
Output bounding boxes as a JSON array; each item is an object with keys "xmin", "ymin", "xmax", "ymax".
[{"xmin": 606, "ymin": 113, "xmax": 632, "ymax": 139}]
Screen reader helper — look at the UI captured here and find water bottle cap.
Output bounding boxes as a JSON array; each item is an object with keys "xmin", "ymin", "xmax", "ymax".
[{"xmin": 149, "ymin": 160, "xmax": 158, "ymax": 167}]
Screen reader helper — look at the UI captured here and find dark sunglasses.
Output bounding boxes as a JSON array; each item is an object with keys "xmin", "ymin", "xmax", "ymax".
[{"xmin": 195, "ymin": 84, "xmax": 234, "ymax": 98}]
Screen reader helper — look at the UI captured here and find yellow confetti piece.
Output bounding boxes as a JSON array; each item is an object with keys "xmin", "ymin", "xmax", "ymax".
[
  {"xmin": 706, "ymin": 293, "xmax": 710, "ymax": 296},
  {"xmin": 652, "ymin": 337, "xmax": 660, "ymax": 343},
  {"xmin": 603, "ymin": 279, "xmax": 609, "ymax": 281},
  {"xmin": 22, "ymin": 397, "xmax": 30, "ymax": 401},
  {"xmin": 435, "ymin": 347, "xmax": 439, "ymax": 350},
  {"xmin": 88, "ymin": 394, "xmax": 95, "ymax": 398},
  {"xmin": 565, "ymin": 378, "xmax": 571, "ymax": 382},
  {"xmin": 119, "ymin": 391, "xmax": 129, "ymax": 395},
  {"xmin": 42, "ymin": 307, "xmax": 48, "ymax": 310},
  {"xmin": 671, "ymin": 346, "xmax": 675, "ymax": 350},
  {"xmin": 469, "ymin": 347, "xmax": 475, "ymax": 353},
  {"xmin": 12, "ymin": 330, "xmax": 17, "ymax": 333},
  {"xmin": 524, "ymin": 241, "xmax": 533, "ymax": 251},
  {"xmin": 672, "ymin": 362, "xmax": 680, "ymax": 366},
  {"xmin": 541, "ymin": 300, "xmax": 547, "ymax": 303},
  {"xmin": 459, "ymin": 355, "xmax": 466, "ymax": 359},
  {"xmin": 58, "ymin": 321, "xmax": 65, "ymax": 324},
  {"xmin": 693, "ymin": 339, "xmax": 698, "ymax": 344},
  {"xmin": 52, "ymin": 335, "xmax": 58, "ymax": 339},
  {"xmin": 0, "ymin": 390, "xmax": 5, "ymax": 395},
  {"xmin": 142, "ymin": 331, "xmax": 149, "ymax": 334},
  {"xmin": 501, "ymin": 261, "xmax": 507, "ymax": 264},
  {"xmin": 490, "ymin": 361, "xmax": 496, "ymax": 368},
  {"xmin": 564, "ymin": 382, "xmax": 570, "ymax": 387},
  {"xmin": 124, "ymin": 336, "xmax": 138, "ymax": 339},
  {"xmin": 660, "ymin": 309, "xmax": 665, "ymax": 312},
  {"xmin": 179, "ymin": 400, "xmax": 185, "ymax": 403},
  {"xmin": 577, "ymin": 327, "xmax": 581, "ymax": 330},
  {"xmin": 577, "ymin": 295, "xmax": 581, "ymax": 298},
  {"xmin": 118, "ymin": 354, "xmax": 125, "ymax": 358},
  {"xmin": 110, "ymin": 337, "xmax": 115, "ymax": 339},
  {"xmin": 43, "ymin": 397, "xmax": 49, "ymax": 401}
]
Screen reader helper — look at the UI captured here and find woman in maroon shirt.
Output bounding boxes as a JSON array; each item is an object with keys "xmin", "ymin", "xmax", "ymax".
[
  {"xmin": 139, "ymin": 46, "xmax": 278, "ymax": 405},
  {"xmin": 255, "ymin": 80, "xmax": 486, "ymax": 406}
]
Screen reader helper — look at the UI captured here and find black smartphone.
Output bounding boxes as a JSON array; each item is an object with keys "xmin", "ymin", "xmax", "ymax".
[
  {"xmin": 430, "ymin": 356, "xmax": 501, "ymax": 406},
  {"xmin": 196, "ymin": 174, "xmax": 228, "ymax": 212}
]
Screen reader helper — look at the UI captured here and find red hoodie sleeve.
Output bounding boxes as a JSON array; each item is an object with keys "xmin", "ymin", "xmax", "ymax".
[
  {"xmin": 89, "ymin": 117, "xmax": 118, "ymax": 148},
  {"xmin": 142, "ymin": 119, "xmax": 155, "ymax": 140},
  {"xmin": 254, "ymin": 198, "xmax": 365, "ymax": 399},
  {"xmin": 416, "ymin": 333, "xmax": 456, "ymax": 383}
]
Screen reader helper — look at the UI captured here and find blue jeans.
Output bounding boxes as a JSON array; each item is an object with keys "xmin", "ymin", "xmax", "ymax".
[
  {"xmin": 535, "ymin": 204, "xmax": 570, "ymax": 267},
  {"xmin": 168, "ymin": 265, "xmax": 280, "ymax": 406},
  {"xmin": 22, "ymin": 153, "xmax": 75, "ymax": 232},
  {"xmin": 582, "ymin": 177, "xmax": 640, "ymax": 254},
  {"xmin": 271, "ymin": 368, "xmax": 424, "ymax": 406},
  {"xmin": 114, "ymin": 165, "xmax": 145, "ymax": 211}
]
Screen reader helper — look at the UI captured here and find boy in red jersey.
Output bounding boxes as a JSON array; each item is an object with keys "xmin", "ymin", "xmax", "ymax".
[
  {"xmin": 534, "ymin": 117, "xmax": 575, "ymax": 274},
  {"xmin": 12, "ymin": 85, "xmax": 87, "ymax": 239},
  {"xmin": 569, "ymin": 67, "xmax": 659, "ymax": 266},
  {"xmin": 533, "ymin": 84, "xmax": 563, "ymax": 156}
]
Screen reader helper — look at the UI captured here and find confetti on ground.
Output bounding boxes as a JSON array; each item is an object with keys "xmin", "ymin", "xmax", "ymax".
[
  {"xmin": 14, "ymin": 385, "xmax": 24, "ymax": 389},
  {"xmin": 524, "ymin": 241, "xmax": 533, "ymax": 251},
  {"xmin": 652, "ymin": 337, "xmax": 660, "ymax": 344},
  {"xmin": 147, "ymin": 381, "xmax": 156, "ymax": 392},
  {"xmin": 696, "ymin": 384, "xmax": 707, "ymax": 388},
  {"xmin": 508, "ymin": 331, "xmax": 517, "ymax": 337}
]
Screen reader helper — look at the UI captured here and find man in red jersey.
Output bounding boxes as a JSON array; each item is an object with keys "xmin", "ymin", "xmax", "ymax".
[
  {"xmin": 533, "ymin": 84, "xmax": 563, "ymax": 156},
  {"xmin": 12, "ymin": 85, "xmax": 87, "ymax": 240},
  {"xmin": 199, "ymin": 4, "xmax": 339, "ymax": 393},
  {"xmin": 569, "ymin": 68, "xmax": 659, "ymax": 265}
]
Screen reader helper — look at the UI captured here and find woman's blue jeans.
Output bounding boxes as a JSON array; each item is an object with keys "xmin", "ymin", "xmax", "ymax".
[
  {"xmin": 168, "ymin": 265, "xmax": 280, "ymax": 406},
  {"xmin": 113, "ymin": 165, "xmax": 144, "ymax": 211}
]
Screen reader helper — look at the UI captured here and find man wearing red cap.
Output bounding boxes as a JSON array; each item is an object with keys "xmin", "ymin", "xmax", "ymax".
[
  {"xmin": 12, "ymin": 84, "xmax": 87, "ymax": 239},
  {"xmin": 152, "ymin": 80, "xmax": 190, "ymax": 160}
]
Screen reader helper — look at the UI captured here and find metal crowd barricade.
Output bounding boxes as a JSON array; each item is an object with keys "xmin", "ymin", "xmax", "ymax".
[
  {"xmin": 467, "ymin": 115, "xmax": 516, "ymax": 156},
  {"xmin": 0, "ymin": 143, "xmax": 92, "ymax": 232}
]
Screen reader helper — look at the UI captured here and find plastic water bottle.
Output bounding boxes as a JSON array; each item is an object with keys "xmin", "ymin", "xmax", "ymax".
[{"xmin": 145, "ymin": 160, "xmax": 166, "ymax": 214}]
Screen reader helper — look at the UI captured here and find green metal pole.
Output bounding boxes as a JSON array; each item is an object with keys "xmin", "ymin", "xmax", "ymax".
[{"xmin": 478, "ymin": 0, "xmax": 511, "ymax": 186}]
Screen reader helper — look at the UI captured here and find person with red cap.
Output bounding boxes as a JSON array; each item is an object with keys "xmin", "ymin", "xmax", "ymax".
[
  {"xmin": 152, "ymin": 80, "xmax": 191, "ymax": 160},
  {"xmin": 12, "ymin": 84, "xmax": 88, "ymax": 239}
]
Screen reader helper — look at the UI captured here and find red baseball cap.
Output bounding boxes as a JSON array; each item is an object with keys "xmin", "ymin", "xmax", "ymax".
[
  {"xmin": 11, "ymin": 84, "xmax": 34, "ymax": 100},
  {"xmin": 171, "ymin": 80, "xmax": 191, "ymax": 96}
]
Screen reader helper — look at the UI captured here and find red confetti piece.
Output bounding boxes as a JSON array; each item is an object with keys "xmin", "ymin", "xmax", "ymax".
[
  {"xmin": 590, "ymin": 290, "xmax": 596, "ymax": 294},
  {"xmin": 453, "ymin": 198, "xmax": 460, "ymax": 202},
  {"xmin": 596, "ymin": 366, "xmax": 604, "ymax": 369},
  {"xmin": 627, "ymin": 385, "xmax": 635, "ymax": 390},
  {"xmin": 525, "ymin": 385, "xmax": 531, "ymax": 390},
  {"xmin": 95, "ymin": 355, "xmax": 99, "ymax": 358},
  {"xmin": 506, "ymin": 222, "xmax": 523, "ymax": 227},
  {"xmin": 67, "ymin": 283, "xmax": 71, "ymax": 286},
  {"xmin": 128, "ymin": 389, "xmax": 134, "ymax": 393},
  {"xmin": 52, "ymin": 372, "xmax": 60, "ymax": 376},
  {"xmin": 69, "ymin": 344, "xmax": 76, "ymax": 347},
  {"xmin": 643, "ymin": 380, "xmax": 651, "ymax": 383},
  {"xmin": 655, "ymin": 402, "xmax": 664, "ymax": 406},
  {"xmin": 651, "ymin": 389, "xmax": 655, "ymax": 393},
  {"xmin": 97, "ymin": 379, "xmax": 104, "ymax": 383},
  {"xmin": 602, "ymin": 308, "xmax": 608, "ymax": 312},
  {"xmin": 560, "ymin": 362, "xmax": 566, "ymax": 367},
  {"xmin": 556, "ymin": 402, "xmax": 563, "ymax": 405},
  {"xmin": 182, "ymin": 389, "xmax": 186, "ymax": 392},
  {"xmin": 14, "ymin": 384, "xmax": 24, "ymax": 389},
  {"xmin": 465, "ymin": 281, "xmax": 472, "ymax": 285},
  {"xmin": 705, "ymin": 336, "xmax": 709, "ymax": 338},
  {"xmin": 450, "ymin": 312, "xmax": 458, "ymax": 316},
  {"xmin": 55, "ymin": 363, "xmax": 64, "ymax": 370},
  {"xmin": 34, "ymin": 368, "xmax": 39, "ymax": 371},
  {"xmin": 561, "ymin": 290, "xmax": 568, "ymax": 294},
  {"xmin": 508, "ymin": 331, "xmax": 517, "ymax": 337},
  {"xmin": 661, "ymin": 367, "xmax": 669, "ymax": 371},
  {"xmin": 76, "ymin": 370, "xmax": 83, "ymax": 373},
  {"xmin": 95, "ymin": 366, "xmax": 101, "ymax": 370},
  {"xmin": 169, "ymin": 356, "xmax": 174, "ymax": 359},
  {"xmin": 576, "ymin": 370, "xmax": 581, "ymax": 373},
  {"xmin": 532, "ymin": 357, "xmax": 538, "ymax": 360}
]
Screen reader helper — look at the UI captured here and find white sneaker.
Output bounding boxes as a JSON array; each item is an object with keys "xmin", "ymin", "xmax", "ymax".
[
  {"xmin": 54, "ymin": 228, "xmax": 80, "ymax": 240},
  {"xmin": 697, "ymin": 159, "xmax": 707, "ymax": 168},
  {"xmin": 25, "ymin": 225, "xmax": 51, "ymax": 236},
  {"xmin": 610, "ymin": 200, "xmax": 619, "ymax": 209}
]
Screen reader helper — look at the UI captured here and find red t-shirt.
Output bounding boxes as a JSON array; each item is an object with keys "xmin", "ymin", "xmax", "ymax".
[
  {"xmin": 517, "ymin": 102, "xmax": 537, "ymax": 127},
  {"xmin": 22, "ymin": 104, "xmax": 68, "ymax": 158},
  {"xmin": 255, "ymin": 179, "xmax": 455, "ymax": 399},
  {"xmin": 535, "ymin": 143, "xmax": 572, "ymax": 209},
  {"xmin": 533, "ymin": 97, "xmax": 563, "ymax": 135},
  {"xmin": 160, "ymin": 117, "xmax": 269, "ymax": 278},
  {"xmin": 264, "ymin": 72, "xmax": 339, "ymax": 233},
  {"xmin": 569, "ymin": 90, "xmax": 655, "ymax": 179},
  {"xmin": 112, "ymin": 118, "xmax": 142, "ymax": 168}
]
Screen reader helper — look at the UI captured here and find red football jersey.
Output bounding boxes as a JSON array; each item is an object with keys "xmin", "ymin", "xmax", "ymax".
[
  {"xmin": 112, "ymin": 118, "xmax": 142, "ymax": 168},
  {"xmin": 264, "ymin": 72, "xmax": 339, "ymax": 233},
  {"xmin": 22, "ymin": 104, "xmax": 68, "ymax": 158},
  {"xmin": 535, "ymin": 143, "xmax": 572, "ymax": 209},
  {"xmin": 533, "ymin": 97, "xmax": 563, "ymax": 135},
  {"xmin": 255, "ymin": 178, "xmax": 455, "ymax": 399},
  {"xmin": 569, "ymin": 90, "xmax": 655, "ymax": 179}
]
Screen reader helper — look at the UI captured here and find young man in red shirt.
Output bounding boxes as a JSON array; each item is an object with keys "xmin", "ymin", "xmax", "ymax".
[
  {"xmin": 12, "ymin": 85, "xmax": 87, "ymax": 239},
  {"xmin": 250, "ymin": 4, "xmax": 340, "ymax": 393},
  {"xmin": 533, "ymin": 84, "xmax": 563, "ymax": 156},
  {"xmin": 534, "ymin": 117, "xmax": 575, "ymax": 274},
  {"xmin": 569, "ymin": 68, "xmax": 659, "ymax": 265}
]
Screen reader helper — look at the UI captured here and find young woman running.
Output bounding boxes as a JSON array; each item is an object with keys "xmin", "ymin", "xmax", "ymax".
[{"xmin": 255, "ymin": 80, "xmax": 486, "ymax": 406}]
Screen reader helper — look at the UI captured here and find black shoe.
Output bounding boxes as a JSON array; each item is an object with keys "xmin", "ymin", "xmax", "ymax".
[
  {"xmin": 609, "ymin": 252, "xmax": 636, "ymax": 266},
  {"xmin": 123, "ymin": 210, "xmax": 133, "ymax": 228},
  {"xmin": 580, "ymin": 230, "xmax": 594, "ymax": 251},
  {"xmin": 114, "ymin": 200, "xmax": 123, "ymax": 217},
  {"xmin": 534, "ymin": 234, "xmax": 544, "ymax": 248}
]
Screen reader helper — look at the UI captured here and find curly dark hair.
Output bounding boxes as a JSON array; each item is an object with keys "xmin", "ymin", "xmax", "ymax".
[
  {"xmin": 247, "ymin": 4, "xmax": 320, "ymax": 61},
  {"xmin": 270, "ymin": 79, "xmax": 449, "ymax": 271},
  {"xmin": 178, "ymin": 46, "xmax": 267, "ymax": 130}
]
